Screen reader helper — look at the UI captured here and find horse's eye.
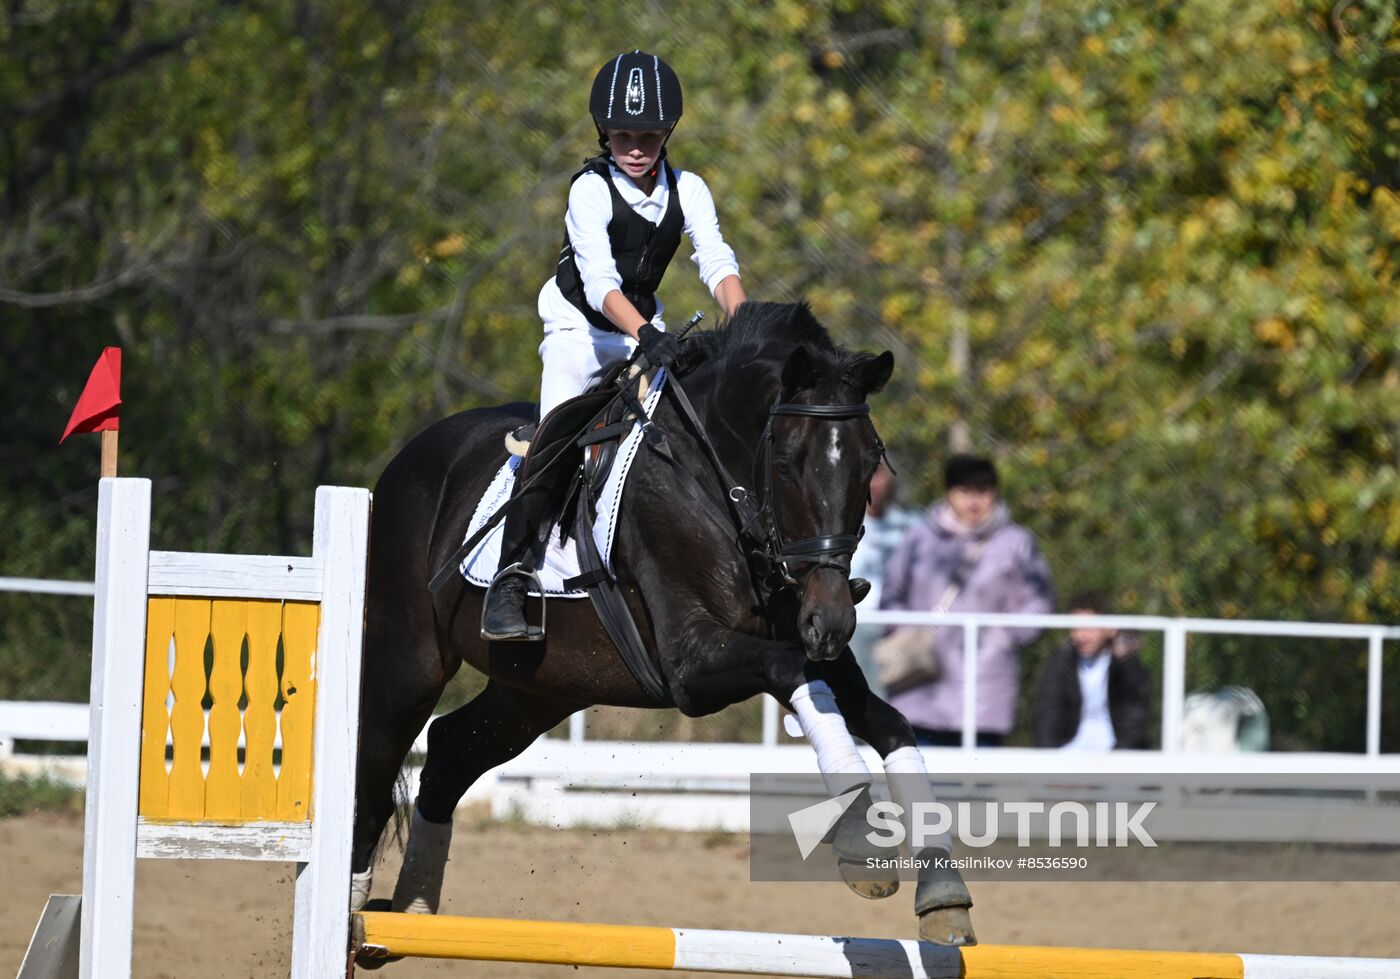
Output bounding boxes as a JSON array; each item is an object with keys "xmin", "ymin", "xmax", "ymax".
[{"xmin": 775, "ymin": 459, "xmax": 796, "ymax": 481}]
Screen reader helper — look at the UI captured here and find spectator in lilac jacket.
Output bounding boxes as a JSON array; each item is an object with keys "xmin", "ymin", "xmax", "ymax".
[{"xmin": 878, "ymin": 454, "xmax": 1055, "ymax": 747}]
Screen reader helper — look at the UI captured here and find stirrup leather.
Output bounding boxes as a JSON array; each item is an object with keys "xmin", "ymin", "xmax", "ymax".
[{"xmin": 480, "ymin": 562, "xmax": 547, "ymax": 640}]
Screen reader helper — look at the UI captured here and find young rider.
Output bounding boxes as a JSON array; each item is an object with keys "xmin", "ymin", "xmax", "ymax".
[{"xmin": 482, "ymin": 50, "xmax": 747, "ymax": 640}]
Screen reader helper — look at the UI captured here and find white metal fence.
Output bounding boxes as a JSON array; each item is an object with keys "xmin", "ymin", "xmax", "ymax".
[
  {"xmin": 854, "ymin": 610, "xmax": 1399, "ymax": 755},
  {"xmin": 3, "ymin": 577, "xmax": 1397, "ymax": 757},
  {"xmin": 0, "ymin": 576, "xmax": 96, "ymax": 597},
  {"xmin": 566, "ymin": 609, "xmax": 1400, "ymax": 756}
]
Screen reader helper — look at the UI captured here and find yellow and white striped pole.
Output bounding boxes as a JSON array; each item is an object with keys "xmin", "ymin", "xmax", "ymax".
[{"xmin": 353, "ymin": 912, "xmax": 1400, "ymax": 978}]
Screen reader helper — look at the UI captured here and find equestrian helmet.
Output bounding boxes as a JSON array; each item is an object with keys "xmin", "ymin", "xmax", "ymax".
[{"xmin": 589, "ymin": 51, "xmax": 683, "ymax": 132}]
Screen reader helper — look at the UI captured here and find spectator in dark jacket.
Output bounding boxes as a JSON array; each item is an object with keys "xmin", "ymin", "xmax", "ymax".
[{"xmin": 1033, "ymin": 591, "xmax": 1152, "ymax": 750}]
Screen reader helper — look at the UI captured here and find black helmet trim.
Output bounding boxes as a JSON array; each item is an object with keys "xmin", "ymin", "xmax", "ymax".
[{"xmin": 590, "ymin": 50, "xmax": 682, "ymax": 132}]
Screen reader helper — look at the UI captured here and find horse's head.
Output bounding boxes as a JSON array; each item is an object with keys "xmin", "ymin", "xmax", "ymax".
[{"xmin": 765, "ymin": 343, "xmax": 894, "ymax": 661}]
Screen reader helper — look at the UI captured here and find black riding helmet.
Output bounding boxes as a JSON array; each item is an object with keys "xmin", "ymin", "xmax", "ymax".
[{"xmin": 589, "ymin": 50, "xmax": 683, "ymax": 139}]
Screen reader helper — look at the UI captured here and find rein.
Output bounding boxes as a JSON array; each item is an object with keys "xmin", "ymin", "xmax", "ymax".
[{"xmin": 661, "ymin": 372, "xmax": 884, "ymax": 599}]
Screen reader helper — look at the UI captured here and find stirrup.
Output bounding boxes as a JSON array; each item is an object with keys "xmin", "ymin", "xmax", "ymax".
[{"xmin": 480, "ymin": 562, "xmax": 547, "ymax": 641}]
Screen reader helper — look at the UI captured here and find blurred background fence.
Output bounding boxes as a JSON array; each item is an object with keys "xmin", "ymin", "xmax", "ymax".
[{"xmin": 3, "ymin": 576, "xmax": 1396, "ymax": 755}]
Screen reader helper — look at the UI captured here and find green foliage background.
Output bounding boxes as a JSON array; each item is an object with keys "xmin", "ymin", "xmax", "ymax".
[{"xmin": 2, "ymin": 0, "xmax": 1397, "ymax": 749}]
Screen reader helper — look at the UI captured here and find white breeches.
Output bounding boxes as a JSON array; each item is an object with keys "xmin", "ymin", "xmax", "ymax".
[{"xmin": 538, "ymin": 325, "xmax": 639, "ymax": 420}]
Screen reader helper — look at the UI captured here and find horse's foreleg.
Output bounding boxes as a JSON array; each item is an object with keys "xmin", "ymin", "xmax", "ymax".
[
  {"xmin": 666, "ymin": 624, "xmax": 970, "ymax": 943},
  {"xmin": 393, "ymin": 680, "xmax": 583, "ymax": 916},
  {"xmin": 817, "ymin": 651, "xmax": 977, "ymax": 947},
  {"xmin": 788, "ymin": 675, "xmax": 905, "ymax": 902},
  {"xmin": 665, "ymin": 628, "xmax": 898, "ymax": 899},
  {"xmin": 670, "ymin": 627, "xmax": 880, "ymax": 800}
]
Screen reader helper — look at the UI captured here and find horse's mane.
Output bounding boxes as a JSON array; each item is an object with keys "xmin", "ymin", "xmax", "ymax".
[{"xmin": 684, "ymin": 301, "xmax": 856, "ymax": 393}]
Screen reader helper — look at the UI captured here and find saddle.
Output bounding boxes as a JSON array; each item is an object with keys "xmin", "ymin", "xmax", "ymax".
[
  {"xmin": 505, "ymin": 360, "xmax": 651, "ymax": 509},
  {"xmin": 496, "ymin": 361, "xmax": 674, "ymax": 705},
  {"xmin": 433, "ymin": 331, "xmax": 702, "ymax": 705}
]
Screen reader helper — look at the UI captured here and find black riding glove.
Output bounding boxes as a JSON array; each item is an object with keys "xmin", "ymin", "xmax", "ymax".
[{"xmin": 636, "ymin": 324, "xmax": 681, "ymax": 371}]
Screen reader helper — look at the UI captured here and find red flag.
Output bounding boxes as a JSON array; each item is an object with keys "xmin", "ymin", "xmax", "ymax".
[{"xmin": 60, "ymin": 347, "xmax": 122, "ymax": 443}]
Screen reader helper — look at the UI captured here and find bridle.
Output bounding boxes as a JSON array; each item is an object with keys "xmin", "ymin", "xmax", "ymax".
[
  {"xmin": 662, "ymin": 374, "xmax": 888, "ymax": 600},
  {"xmin": 748, "ymin": 400, "xmax": 885, "ymax": 589}
]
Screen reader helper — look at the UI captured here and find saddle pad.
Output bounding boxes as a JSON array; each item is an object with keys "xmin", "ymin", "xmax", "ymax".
[{"xmin": 458, "ymin": 369, "xmax": 668, "ymax": 597}]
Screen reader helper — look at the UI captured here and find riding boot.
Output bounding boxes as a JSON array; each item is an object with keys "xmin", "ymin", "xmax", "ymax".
[{"xmin": 480, "ymin": 483, "xmax": 551, "ymax": 641}]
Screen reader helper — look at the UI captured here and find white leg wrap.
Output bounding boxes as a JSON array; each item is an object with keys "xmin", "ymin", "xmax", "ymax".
[
  {"xmin": 790, "ymin": 681, "xmax": 871, "ymax": 796},
  {"xmin": 884, "ymin": 745, "xmax": 953, "ymax": 854},
  {"xmin": 350, "ymin": 867, "xmax": 374, "ymax": 912},
  {"xmin": 391, "ymin": 806, "xmax": 454, "ymax": 915}
]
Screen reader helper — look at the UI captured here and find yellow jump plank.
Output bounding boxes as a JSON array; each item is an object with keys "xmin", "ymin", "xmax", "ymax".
[
  {"xmin": 241, "ymin": 599, "xmax": 282, "ymax": 819},
  {"xmin": 352, "ymin": 913, "xmax": 1250, "ymax": 978},
  {"xmin": 204, "ymin": 599, "xmax": 246, "ymax": 820},
  {"xmin": 137, "ymin": 597, "xmax": 177, "ymax": 819},
  {"xmin": 960, "ymin": 945, "xmax": 1244, "ymax": 978},
  {"xmin": 276, "ymin": 600, "xmax": 319, "ymax": 822},
  {"xmin": 166, "ymin": 598, "xmax": 212, "ymax": 819},
  {"xmin": 354, "ymin": 912, "xmax": 676, "ymax": 970}
]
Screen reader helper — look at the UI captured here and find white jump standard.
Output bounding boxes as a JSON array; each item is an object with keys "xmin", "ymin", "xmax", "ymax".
[{"xmin": 27, "ymin": 478, "xmax": 371, "ymax": 979}]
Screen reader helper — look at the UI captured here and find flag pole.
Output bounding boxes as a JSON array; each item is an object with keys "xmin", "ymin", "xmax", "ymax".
[{"xmin": 101, "ymin": 430, "xmax": 118, "ymax": 478}]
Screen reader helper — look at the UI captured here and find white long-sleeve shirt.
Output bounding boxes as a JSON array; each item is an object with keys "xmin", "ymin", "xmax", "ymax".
[{"xmin": 538, "ymin": 159, "xmax": 739, "ymax": 333}]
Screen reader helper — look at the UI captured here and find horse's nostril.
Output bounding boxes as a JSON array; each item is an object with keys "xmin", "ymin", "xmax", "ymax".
[{"xmin": 805, "ymin": 611, "xmax": 824, "ymax": 639}]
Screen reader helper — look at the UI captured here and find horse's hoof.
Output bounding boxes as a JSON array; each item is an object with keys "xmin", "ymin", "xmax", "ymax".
[
  {"xmin": 838, "ymin": 858, "xmax": 900, "ymax": 899},
  {"xmin": 390, "ymin": 807, "xmax": 453, "ymax": 915},
  {"xmin": 829, "ymin": 785, "xmax": 898, "ymax": 900},
  {"xmin": 917, "ymin": 905, "xmax": 978, "ymax": 946}
]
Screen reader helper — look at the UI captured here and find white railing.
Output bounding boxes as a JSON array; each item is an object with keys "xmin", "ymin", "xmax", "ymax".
[
  {"xmin": 855, "ymin": 610, "xmax": 1400, "ymax": 756},
  {"xmin": 0, "ymin": 576, "xmax": 95, "ymax": 597},
  {"xmin": 4, "ymin": 577, "xmax": 1396, "ymax": 755},
  {"xmin": 566, "ymin": 610, "xmax": 1399, "ymax": 755}
]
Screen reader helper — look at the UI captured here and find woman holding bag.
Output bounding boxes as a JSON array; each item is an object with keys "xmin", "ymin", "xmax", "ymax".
[{"xmin": 876, "ymin": 454, "xmax": 1055, "ymax": 747}]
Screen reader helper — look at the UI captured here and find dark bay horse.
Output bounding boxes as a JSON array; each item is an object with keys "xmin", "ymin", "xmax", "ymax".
[{"xmin": 350, "ymin": 301, "xmax": 975, "ymax": 946}]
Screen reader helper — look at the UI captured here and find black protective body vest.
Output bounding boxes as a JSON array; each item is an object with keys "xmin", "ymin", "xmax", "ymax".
[{"xmin": 554, "ymin": 156, "xmax": 685, "ymax": 332}]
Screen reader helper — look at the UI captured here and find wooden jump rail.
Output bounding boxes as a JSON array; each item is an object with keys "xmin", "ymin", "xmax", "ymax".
[{"xmin": 349, "ymin": 910, "xmax": 1400, "ymax": 978}]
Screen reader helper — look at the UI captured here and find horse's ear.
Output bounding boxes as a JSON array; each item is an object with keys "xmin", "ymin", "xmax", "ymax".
[
  {"xmin": 781, "ymin": 345, "xmax": 818, "ymax": 397},
  {"xmin": 849, "ymin": 351, "xmax": 894, "ymax": 396}
]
